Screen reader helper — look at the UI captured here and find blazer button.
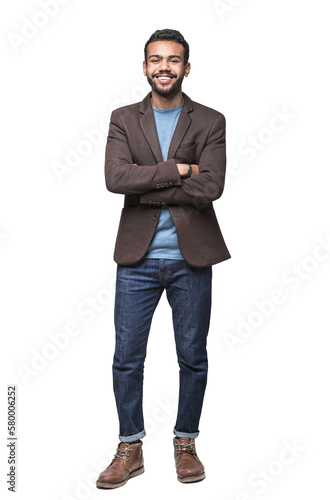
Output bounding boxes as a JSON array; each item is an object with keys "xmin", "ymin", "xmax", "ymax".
[
  {"xmin": 152, "ymin": 201, "xmax": 157, "ymax": 205},
  {"xmin": 169, "ymin": 181, "xmax": 173, "ymax": 186},
  {"xmin": 148, "ymin": 200, "xmax": 153, "ymax": 205},
  {"xmin": 156, "ymin": 184, "xmax": 160, "ymax": 189},
  {"xmin": 164, "ymin": 182, "xmax": 169, "ymax": 188}
]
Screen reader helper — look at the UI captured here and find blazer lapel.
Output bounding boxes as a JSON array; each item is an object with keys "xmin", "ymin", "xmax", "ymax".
[
  {"xmin": 139, "ymin": 91, "xmax": 194, "ymax": 163},
  {"xmin": 167, "ymin": 93, "xmax": 193, "ymax": 160},
  {"xmin": 139, "ymin": 93, "xmax": 163, "ymax": 164}
]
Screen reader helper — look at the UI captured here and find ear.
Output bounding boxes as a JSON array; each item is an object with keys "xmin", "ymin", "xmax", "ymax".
[
  {"xmin": 184, "ymin": 62, "xmax": 191, "ymax": 77},
  {"xmin": 143, "ymin": 60, "xmax": 147, "ymax": 76}
]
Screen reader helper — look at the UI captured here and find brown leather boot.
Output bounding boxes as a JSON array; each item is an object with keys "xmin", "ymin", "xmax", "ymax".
[
  {"xmin": 174, "ymin": 437, "xmax": 205, "ymax": 483},
  {"xmin": 96, "ymin": 441, "xmax": 144, "ymax": 489}
]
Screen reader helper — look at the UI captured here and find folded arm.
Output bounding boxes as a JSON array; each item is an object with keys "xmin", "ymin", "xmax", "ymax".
[
  {"xmin": 105, "ymin": 109, "xmax": 182, "ymax": 194},
  {"xmin": 140, "ymin": 114, "xmax": 226, "ymax": 206}
]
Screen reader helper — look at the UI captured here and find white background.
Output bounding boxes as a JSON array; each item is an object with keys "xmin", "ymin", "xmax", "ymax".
[{"xmin": 1, "ymin": 0, "xmax": 330, "ymax": 499}]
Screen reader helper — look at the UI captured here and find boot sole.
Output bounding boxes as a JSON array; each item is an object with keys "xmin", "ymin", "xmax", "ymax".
[
  {"xmin": 96, "ymin": 465, "xmax": 145, "ymax": 489},
  {"xmin": 178, "ymin": 472, "xmax": 206, "ymax": 483}
]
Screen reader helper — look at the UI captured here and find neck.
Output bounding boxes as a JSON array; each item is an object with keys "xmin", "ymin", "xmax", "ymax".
[{"xmin": 151, "ymin": 89, "xmax": 184, "ymax": 110}]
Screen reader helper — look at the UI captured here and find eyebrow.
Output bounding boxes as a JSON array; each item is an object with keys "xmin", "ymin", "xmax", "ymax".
[{"xmin": 148, "ymin": 54, "xmax": 182, "ymax": 60}]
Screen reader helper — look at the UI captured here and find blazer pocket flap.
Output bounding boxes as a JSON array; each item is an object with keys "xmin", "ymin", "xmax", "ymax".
[{"xmin": 175, "ymin": 142, "xmax": 198, "ymax": 163}]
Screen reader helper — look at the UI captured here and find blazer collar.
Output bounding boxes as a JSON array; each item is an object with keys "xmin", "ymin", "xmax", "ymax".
[{"xmin": 139, "ymin": 92, "xmax": 194, "ymax": 164}]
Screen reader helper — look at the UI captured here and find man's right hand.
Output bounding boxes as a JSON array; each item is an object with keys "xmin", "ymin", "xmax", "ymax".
[{"xmin": 176, "ymin": 163, "xmax": 199, "ymax": 177}]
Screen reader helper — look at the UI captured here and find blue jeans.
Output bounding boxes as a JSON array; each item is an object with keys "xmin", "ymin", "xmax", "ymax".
[{"xmin": 112, "ymin": 258, "xmax": 212, "ymax": 443}]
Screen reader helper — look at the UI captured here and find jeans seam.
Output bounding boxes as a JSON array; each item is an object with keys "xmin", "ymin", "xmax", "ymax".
[
  {"xmin": 149, "ymin": 286, "xmax": 164, "ymax": 320},
  {"xmin": 158, "ymin": 259, "xmax": 170, "ymax": 280}
]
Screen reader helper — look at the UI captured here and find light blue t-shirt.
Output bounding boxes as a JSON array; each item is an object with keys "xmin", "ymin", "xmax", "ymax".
[{"xmin": 144, "ymin": 101, "xmax": 185, "ymax": 260}]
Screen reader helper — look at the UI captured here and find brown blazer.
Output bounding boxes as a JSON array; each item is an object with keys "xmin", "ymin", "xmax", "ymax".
[{"xmin": 105, "ymin": 92, "xmax": 231, "ymax": 267}]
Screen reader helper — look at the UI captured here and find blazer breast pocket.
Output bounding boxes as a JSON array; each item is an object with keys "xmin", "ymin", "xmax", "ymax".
[{"xmin": 175, "ymin": 142, "xmax": 198, "ymax": 164}]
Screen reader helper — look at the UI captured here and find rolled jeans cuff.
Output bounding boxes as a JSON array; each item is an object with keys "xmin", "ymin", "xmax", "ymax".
[
  {"xmin": 119, "ymin": 429, "xmax": 146, "ymax": 443},
  {"xmin": 174, "ymin": 428, "xmax": 199, "ymax": 439}
]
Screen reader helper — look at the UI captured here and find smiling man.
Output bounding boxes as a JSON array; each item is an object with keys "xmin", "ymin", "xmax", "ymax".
[{"xmin": 96, "ymin": 29, "xmax": 231, "ymax": 489}]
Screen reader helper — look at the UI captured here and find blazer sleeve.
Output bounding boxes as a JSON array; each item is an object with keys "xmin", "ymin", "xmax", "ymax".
[
  {"xmin": 140, "ymin": 114, "xmax": 226, "ymax": 206},
  {"xmin": 105, "ymin": 109, "xmax": 182, "ymax": 194}
]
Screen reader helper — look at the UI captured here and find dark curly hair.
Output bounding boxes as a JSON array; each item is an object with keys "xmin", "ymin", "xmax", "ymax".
[{"xmin": 144, "ymin": 29, "xmax": 190, "ymax": 66}]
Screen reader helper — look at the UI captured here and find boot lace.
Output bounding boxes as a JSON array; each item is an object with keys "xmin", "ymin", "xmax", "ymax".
[
  {"xmin": 175, "ymin": 441, "xmax": 196, "ymax": 456},
  {"xmin": 113, "ymin": 446, "xmax": 133, "ymax": 462}
]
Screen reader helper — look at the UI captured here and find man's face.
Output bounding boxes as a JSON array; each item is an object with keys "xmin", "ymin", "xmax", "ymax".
[{"xmin": 143, "ymin": 40, "xmax": 190, "ymax": 97}]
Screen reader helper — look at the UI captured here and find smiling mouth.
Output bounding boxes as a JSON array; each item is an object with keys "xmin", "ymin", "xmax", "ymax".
[{"xmin": 154, "ymin": 74, "xmax": 175, "ymax": 83}]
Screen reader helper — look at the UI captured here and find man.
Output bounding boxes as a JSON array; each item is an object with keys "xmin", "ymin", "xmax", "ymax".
[{"xmin": 96, "ymin": 29, "xmax": 230, "ymax": 489}]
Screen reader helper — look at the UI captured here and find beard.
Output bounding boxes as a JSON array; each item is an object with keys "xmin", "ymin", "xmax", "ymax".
[{"xmin": 146, "ymin": 72, "xmax": 185, "ymax": 97}]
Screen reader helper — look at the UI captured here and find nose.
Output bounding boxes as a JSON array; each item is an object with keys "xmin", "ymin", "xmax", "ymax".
[{"xmin": 159, "ymin": 59, "xmax": 171, "ymax": 72}]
